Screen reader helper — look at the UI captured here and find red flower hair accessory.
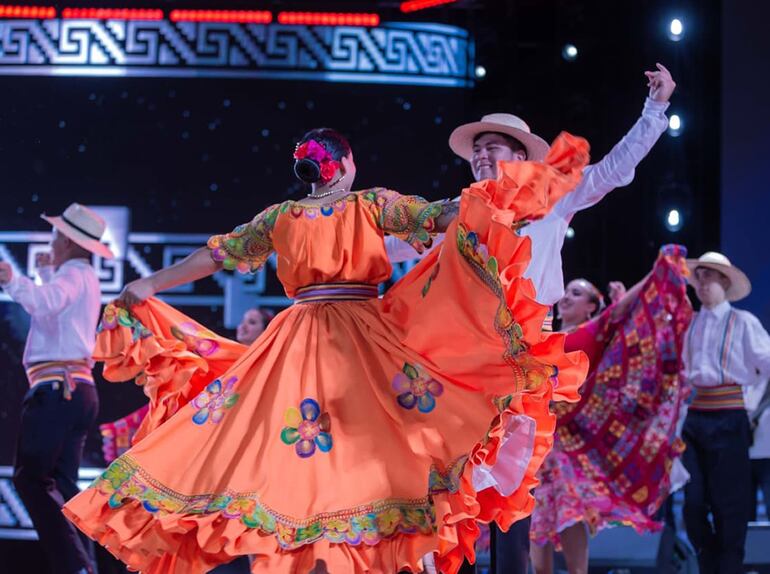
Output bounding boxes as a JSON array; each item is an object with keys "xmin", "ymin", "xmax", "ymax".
[{"xmin": 293, "ymin": 139, "xmax": 341, "ymax": 184}]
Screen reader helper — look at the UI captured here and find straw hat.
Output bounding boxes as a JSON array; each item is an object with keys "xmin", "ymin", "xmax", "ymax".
[
  {"xmin": 685, "ymin": 251, "xmax": 751, "ymax": 302},
  {"xmin": 449, "ymin": 113, "xmax": 550, "ymax": 162},
  {"xmin": 41, "ymin": 203, "xmax": 114, "ymax": 259}
]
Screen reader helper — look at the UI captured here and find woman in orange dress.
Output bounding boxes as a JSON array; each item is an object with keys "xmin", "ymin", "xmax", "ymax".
[{"xmin": 64, "ymin": 128, "xmax": 589, "ymax": 574}]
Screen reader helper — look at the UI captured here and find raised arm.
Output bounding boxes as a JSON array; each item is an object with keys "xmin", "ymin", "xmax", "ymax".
[
  {"xmin": 554, "ymin": 64, "xmax": 676, "ymax": 217},
  {"xmin": 608, "ymin": 274, "xmax": 650, "ymax": 322}
]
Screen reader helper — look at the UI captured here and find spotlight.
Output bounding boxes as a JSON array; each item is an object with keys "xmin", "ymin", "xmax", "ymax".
[
  {"xmin": 565, "ymin": 226, "xmax": 576, "ymax": 239},
  {"xmin": 562, "ymin": 44, "xmax": 578, "ymax": 61},
  {"xmin": 475, "ymin": 65, "xmax": 487, "ymax": 79},
  {"xmin": 668, "ymin": 114, "xmax": 682, "ymax": 137},
  {"xmin": 665, "ymin": 208, "xmax": 683, "ymax": 231},
  {"xmin": 668, "ymin": 18, "xmax": 684, "ymax": 41}
]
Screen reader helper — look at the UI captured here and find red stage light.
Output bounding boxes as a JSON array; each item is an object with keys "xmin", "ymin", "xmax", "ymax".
[
  {"xmin": 61, "ymin": 8, "xmax": 164, "ymax": 20},
  {"xmin": 0, "ymin": 5, "xmax": 56, "ymax": 19},
  {"xmin": 277, "ymin": 12, "xmax": 380, "ymax": 27},
  {"xmin": 400, "ymin": 0, "xmax": 458, "ymax": 13},
  {"xmin": 169, "ymin": 10, "xmax": 273, "ymax": 24}
]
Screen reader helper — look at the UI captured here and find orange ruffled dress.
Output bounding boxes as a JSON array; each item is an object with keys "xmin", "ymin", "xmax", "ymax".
[{"xmin": 64, "ymin": 133, "xmax": 590, "ymax": 574}]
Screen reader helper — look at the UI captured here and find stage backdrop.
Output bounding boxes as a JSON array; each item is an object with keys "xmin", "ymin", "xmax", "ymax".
[{"xmin": 721, "ymin": 0, "xmax": 770, "ymax": 326}]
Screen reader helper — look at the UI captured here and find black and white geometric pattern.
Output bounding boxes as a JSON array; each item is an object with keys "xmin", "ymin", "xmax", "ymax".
[
  {"xmin": 0, "ymin": 466, "xmax": 101, "ymax": 540},
  {"xmin": 0, "ymin": 19, "xmax": 474, "ymax": 87}
]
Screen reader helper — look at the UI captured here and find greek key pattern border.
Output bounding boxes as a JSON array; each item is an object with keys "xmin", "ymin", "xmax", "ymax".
[{"xmin": 0, "ymin": 19, "xmax": 474, "ymax": 87}]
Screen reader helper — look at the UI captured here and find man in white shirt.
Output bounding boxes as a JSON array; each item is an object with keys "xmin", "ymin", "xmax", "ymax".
[
  {"xmin": 682, "ymin": 251, "xmax": 770, "ymax": 574},
  {"xmin": 388, "ymin": 65, "xmax": 674, "ymax": 309},
  {"xmin": 386, "ymin": 64, "xmax": 675, "ymax": 574},
  {"xmin": 0, "ymin": 203, "xmax": 113, "ymax": 574}
]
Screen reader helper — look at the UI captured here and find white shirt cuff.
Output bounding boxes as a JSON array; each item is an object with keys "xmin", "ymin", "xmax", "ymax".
[{"xmin": 643, "ymin": 97, "xmax": 670, "ymax": 116}]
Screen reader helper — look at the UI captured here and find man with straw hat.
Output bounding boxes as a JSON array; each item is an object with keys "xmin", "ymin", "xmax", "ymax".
[
  {"xmin": 0, "ymin": 203, "xmax": 113, "ymax": 574},
  {"xmin": 389, "ymin": 64, "xmax": 674, "ymax": 314},
  {"xmin": 387, "ymin": 64, "xmax": 676, "ymax": 573},
  {"xmin": 681, "ymin": 251, "xmax": 770, "ymax": 574}
]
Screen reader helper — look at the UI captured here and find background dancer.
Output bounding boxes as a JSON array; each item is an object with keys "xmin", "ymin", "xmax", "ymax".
[
  {"xmin": 682, "ymin": 251, "xmax": 770, "ymax": 574},
  {"xmin": 0, "ymin": 204, "xmax": 113, "ymax": 574}
]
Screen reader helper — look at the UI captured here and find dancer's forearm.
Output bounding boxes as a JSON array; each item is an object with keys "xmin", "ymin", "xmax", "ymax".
[{"xmin": 150, "ymin": 247, "xmax": 222, "ymax": 293}]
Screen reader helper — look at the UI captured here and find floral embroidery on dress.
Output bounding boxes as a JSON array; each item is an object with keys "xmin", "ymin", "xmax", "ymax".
[
  {"xmin": 361, "ymin": 188, "xmax": 442, "ymax": 253},
  {"xmin": 457, "ymin": 223, "xmax": 527, "ymax": 357},
  {"xmin": 94, "ymin": 456, "xmax": 435, "ymax": 549},
  {"xmin": 98, "ymin": 303, "xmax": 152, "ymax": 341},
  {"xmin": 191, "ymin": 376, "xmax": 240, "ymax": 425},
  {"xmin": 208, "ymin": 203, "xmax": 281, "ymax": 274},
  {"xmin": 285, "ymin": 194, "xmax": 356, "ymax": 219},
  {"xmin": 392, "ymin": 363, "xmax": 444, "ymax": 413},
  {"xmin": 456, "ymin": 224, "xmax": 561, "ymax": 393},
  {"xmin": 280, "ymin": 398, "xmax": 333, "ymax": 458},
  {"xmin": 170, "ymin": 322, "xmax": 220, "ymax": 357}
]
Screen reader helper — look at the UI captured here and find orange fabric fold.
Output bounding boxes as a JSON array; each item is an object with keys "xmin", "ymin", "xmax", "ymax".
[
  {"xmin": 94, "ymin": 301, "xmax": 246, "ymax": 442},
  {"xmin": 65, "ymin": 132, "xmax": 590, "ymax": 574}
]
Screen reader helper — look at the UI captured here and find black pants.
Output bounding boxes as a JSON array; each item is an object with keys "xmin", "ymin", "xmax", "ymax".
[
  {"xmin": 13, "ymin": 381, "xmax": 99, "ymax": 574},
  {"xmin": 682, "ymin": 409, "xmax": 752, "ymax": 574},
  {"xmin": 458, "ymin": 517, "xmax": 531, "ymax": 574}
]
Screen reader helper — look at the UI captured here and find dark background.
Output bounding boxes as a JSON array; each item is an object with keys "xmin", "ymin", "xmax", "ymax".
[{"xmin": 0, "ymin": 0, "xmax": 724, "ymax": 464}]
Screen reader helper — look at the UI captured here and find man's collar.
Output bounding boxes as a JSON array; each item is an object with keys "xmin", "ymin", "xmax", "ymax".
[{"xmin": 702, "ymin": 300, "xmax": 731, "ymax": 319}]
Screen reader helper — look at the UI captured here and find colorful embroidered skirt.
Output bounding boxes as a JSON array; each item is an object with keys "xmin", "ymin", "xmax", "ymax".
[
  {"xmin": 64, "ymin": 134, "xmax": 590, "ymax": 574},
  {"xmin": 531, "ymin": 245, "xmax": 693, "ymax": 548}
]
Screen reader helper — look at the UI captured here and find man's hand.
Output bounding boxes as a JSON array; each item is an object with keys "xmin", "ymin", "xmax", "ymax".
[
  {"xmin": 117, "ymin": 277, "xmax": 155, "ymax": 308},
  {"xmin": 35, "ymin": 252, "xmax": 52, "ymax": 268},
  {"xmin": 645, "ymin": 63, "xmax": 676, "ymax": 103},
  {"xmin": 0, "ymin": 262, "xmax": 13, "ymax": 286}
]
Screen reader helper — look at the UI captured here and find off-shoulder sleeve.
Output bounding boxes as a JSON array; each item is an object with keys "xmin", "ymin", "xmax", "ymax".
[
  {"xmin": 361, "ymin": 188, "xmax": 444, "ymax": 254},
  {"xmin": 207, "ymin": 203, "xmax": 282, "ymax": 273}
]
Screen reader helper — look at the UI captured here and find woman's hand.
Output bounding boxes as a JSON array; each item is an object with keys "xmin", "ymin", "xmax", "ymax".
[
  {"xmin": 435, "ymin": 201, "xmax": 459, "ymax": 232},
  {"xmin": 117, "ymin": 277, "xmax": 156, "ymax": 307}
]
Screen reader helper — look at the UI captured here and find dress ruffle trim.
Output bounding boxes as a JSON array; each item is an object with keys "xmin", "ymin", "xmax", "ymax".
[
  {"xmin": 94, "ymin": 301, "xmax": 246, "ymax": 444},
  {"xmin": 67, "ymin": 132, "xmax": 591, "ymax": 574},
  {"xmin": 426, "ymin": 132, "xmax": 591, "ymax": 572}
]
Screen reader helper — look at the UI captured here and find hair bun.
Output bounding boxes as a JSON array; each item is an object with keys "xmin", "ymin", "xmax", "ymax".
[{"xmin": 294, "ymin": 158, "xmax": 321, "ymax": 184}]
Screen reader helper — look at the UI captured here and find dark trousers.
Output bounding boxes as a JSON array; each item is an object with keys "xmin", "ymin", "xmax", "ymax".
[
  {"xmin": 682, "ymin": 409, "xmax": 752, "ymax": 574},
  {"xmin": 458, "ymin": 517, "xmax": 531, "ymax": 574},
  {"xmin": 13, "ymin": 381, "xmax": 99, "ymax": 574},
  {"xmin": 750, "ymin": 458, "xmax": 770, "ymax": 521}
]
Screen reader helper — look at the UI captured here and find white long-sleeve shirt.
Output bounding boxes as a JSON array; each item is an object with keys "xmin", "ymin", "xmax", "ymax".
[
  {"xmin": 2, "ymin": 258, "xmax": 101, "ymax": 367},
  {"xmin": 385, "ymin": 97, "xmax": 670, "ymax": 305},
  {"xmin": 746, "ymin": 380, "xmax": 770, "ymax": 459},
  {"xmin": 683, "ymin": 301, "xmax": 770, "ymax": 389}
]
